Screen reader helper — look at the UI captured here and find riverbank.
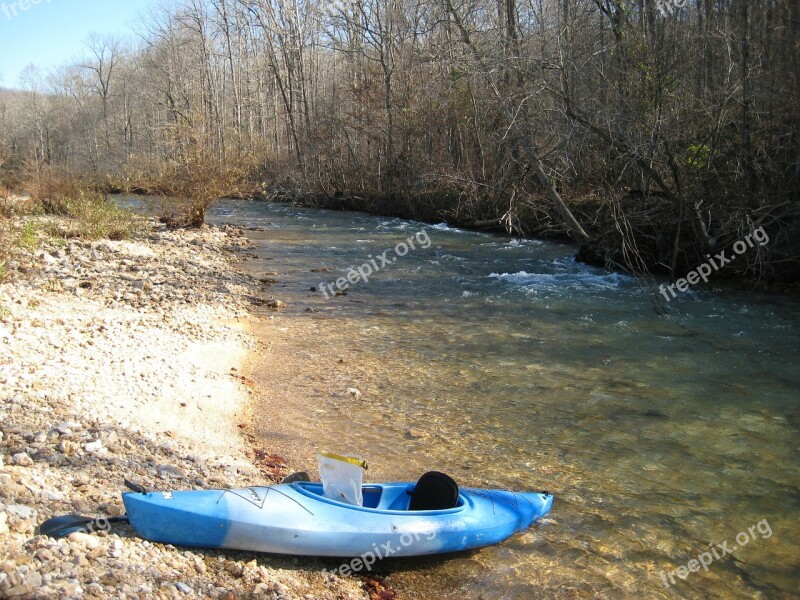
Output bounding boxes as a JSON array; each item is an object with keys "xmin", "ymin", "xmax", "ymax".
[{"xmin": 0, "ymin": 214, "xmax": 368, "ymax": 598}]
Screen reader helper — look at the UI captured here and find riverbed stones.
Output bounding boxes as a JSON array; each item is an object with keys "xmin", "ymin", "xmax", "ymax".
[{"xmin": 0, "ymin": 216, "xmax": 368, "ymax": 600}]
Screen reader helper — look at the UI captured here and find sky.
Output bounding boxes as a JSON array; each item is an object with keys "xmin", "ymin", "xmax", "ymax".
[{"xmin": 0, "ymin": 0, "xmax": 158, "ymax": 88}]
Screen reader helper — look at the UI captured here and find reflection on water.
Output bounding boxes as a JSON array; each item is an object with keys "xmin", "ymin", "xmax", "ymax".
[{"xmin": 209, "ymin": 200, "xmax": 799, "ymax": 599}]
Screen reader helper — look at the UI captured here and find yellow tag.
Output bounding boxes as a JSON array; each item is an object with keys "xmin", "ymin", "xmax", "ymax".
[{"xmin": 319, "ymin": 451, "xmax": 368, "ymax": 470}]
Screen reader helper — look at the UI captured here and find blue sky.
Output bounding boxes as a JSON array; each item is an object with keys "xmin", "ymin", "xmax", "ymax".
[{"xmin": 0, "ymin": 0, "xmax": 158, "ymax": 88}]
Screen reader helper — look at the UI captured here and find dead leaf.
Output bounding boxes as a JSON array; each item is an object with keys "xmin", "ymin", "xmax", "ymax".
[{"xmin": 362, "ymin": 576, "xmax": 398, "ymax": 600}]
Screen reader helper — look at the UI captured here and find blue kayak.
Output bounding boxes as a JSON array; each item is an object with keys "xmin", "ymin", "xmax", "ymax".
[{"xmin": 122, "ymin": 481, "xmax": 554, "ymax": 557}]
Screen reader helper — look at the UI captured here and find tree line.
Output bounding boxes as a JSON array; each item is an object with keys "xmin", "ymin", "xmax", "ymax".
[{"xmin": 1, "ymin": 0, "xmax": 797, "ymax": 284}]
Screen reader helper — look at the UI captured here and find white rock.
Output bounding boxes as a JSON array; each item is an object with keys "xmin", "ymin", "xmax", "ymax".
[
  {"xmin": 0, "ymin": 511, "xmax": 8, "ymax": 534},
  {"xmin": 84, "ymin": 440, "xmax": 103, "ymax": 453},
  {"xmin": 43, "ymin": 489, "xmax": 65, "ymax": 502},
  {"xmin": 346, "ymin": 387, "xmax": 362, "ymax": 399},
  {"xmin": 11, "ymin": 452, "xmax": 33, "ymax": 466},
  {"xmin": 67, "ymin": 531, "xmax": 100, "ymax": 550},
  {"xmin": 6, "ymin": 504, "xmax": 36, "ymax": 520}
]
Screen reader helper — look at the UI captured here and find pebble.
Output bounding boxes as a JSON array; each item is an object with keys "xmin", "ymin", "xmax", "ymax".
[
  {"xmin": 175, "ymin": 582, "xmax": 193, "ymax": 594},
  {"xmin": 193, "ymin": 557, "xmax": 206, "ymax": 574},
  {"xmin": 11, "ymin": 452, "xmax": 33, "ymax": 466},
  {"xmin": 67, "ymin": 532, "xmax": 101, "ymax": 550},
  {"xmin": 43, "ymin": 489, "xmax": 65, "ymax": 502},
  {"xmin": 265, "ymin": 299, "xmax": 287, "ymax": 309}
]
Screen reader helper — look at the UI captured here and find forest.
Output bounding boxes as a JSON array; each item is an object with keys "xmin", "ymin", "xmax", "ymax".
[{"xmin": 1, "ymin": 0, "xmax": 798, "ymax": 285}]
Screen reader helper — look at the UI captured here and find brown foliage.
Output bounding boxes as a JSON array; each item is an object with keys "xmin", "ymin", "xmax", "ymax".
[
  {"xmin": 362, "ymin": 576, "xmax": 398, "ymax": 600},
  {"xmin": 125, "ymin": 150, "xmax": 257, "ymax": 229},
  {"xmin": 22, "ymin": 166, "xmax": 96, "ymax": 215}
]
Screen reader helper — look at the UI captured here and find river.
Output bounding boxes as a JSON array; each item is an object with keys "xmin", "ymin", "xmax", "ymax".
[{"xmin": 206, "ymin": 199, "xmax": 799, "ymax": 599}]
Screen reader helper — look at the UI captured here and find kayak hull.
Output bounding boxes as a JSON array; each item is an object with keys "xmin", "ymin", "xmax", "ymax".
[{"xmin": 122, "ymin": 482, "xmax": 553, "ymax": 557}]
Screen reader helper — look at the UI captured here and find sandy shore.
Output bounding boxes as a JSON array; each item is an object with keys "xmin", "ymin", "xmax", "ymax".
[{"xmin": 0, "ymin": 216, "xmax": 367, "ymax": 599}]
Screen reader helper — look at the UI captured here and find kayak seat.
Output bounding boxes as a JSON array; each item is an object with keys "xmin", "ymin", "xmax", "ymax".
[{"xmin": 408, "ymin": 471, "xmax": 459, "ymax": 511}]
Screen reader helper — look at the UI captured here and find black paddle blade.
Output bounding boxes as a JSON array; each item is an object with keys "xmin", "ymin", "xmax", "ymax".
[
  {"xmin": 124, "ymin": 478, "xmax": 147, "ymax": 494},
  {"xmin": 280, "ymin": 471, "xmax": 311, "ymax": 484},
  {"xmin": 38, "ymin": 514, "xmax": 128, "ymax": 539}
]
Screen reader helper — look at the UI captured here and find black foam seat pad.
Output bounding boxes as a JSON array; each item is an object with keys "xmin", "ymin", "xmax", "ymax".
[{"xmin": 409, "ymin": 471, "xmax": 459, "ymax": 511}]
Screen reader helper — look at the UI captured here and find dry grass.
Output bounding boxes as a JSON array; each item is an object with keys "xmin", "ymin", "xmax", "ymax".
[
  {"xmin": 0, "ymin": 214, "xmax": 23, "ymax": 283},
  {"xmin": 19, "ymin": 167, "xmax": 139, "ymax": 241},
  {"xmin": 38, "ymin": 193, "xmax": 139, "ymax": 241},
  {"xmin": 1, "ymin": 183, "xmax": 15, "ymax": 282},
  {"xmin": 23, "ymin": 167, "xmax": 92, "ymax": 215}
]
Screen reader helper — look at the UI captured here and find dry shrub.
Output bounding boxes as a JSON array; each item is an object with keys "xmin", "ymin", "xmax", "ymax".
[
  {"xmin": 126, "ymin": 150, "xmax": 256, "ymax": 228},
  {"xmin": 0, "ymin": 188, "xmax": 13, "ymax": 219},
  {"xmin": 20, "ymin": 166, "xmax": 138, "ymax": 240},
  {"xmin": 23, "ymin": 167, "xmax": 91, "ymax": 215}
]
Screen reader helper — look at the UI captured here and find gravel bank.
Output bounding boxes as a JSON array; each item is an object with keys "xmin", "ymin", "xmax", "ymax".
[{"xmin": 0, "ymin": 218, "xmax": 367, "ymax": 599}]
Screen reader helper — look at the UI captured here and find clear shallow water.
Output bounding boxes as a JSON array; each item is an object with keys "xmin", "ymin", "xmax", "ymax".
[{"xmin": 209, "ymin": 200, "xmax": 800, "ymax": 599}]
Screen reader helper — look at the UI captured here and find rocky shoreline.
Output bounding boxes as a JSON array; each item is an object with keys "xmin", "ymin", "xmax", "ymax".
[{"xmin": 0, "ymin": 217, "xmax": 367, "ymax": 599}]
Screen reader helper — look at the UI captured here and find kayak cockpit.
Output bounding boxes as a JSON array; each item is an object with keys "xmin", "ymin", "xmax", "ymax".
[
  {"xmin": 291, "ymin": 481, "xmax": 467, "ymax": 513},
  {"xmin": 362, "ymin": 484, "xmax": 409, "ymax": 509}
]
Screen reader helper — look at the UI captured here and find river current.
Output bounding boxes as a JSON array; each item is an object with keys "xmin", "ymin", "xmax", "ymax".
[{"xmin": 207, "ymin": 199, "xmax": 799, "ymax": 599}]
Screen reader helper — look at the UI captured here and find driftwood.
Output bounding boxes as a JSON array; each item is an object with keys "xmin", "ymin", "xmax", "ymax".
[{"xmin": 466, "ymin": 217, "xmax": 503, "ymax": 229}]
